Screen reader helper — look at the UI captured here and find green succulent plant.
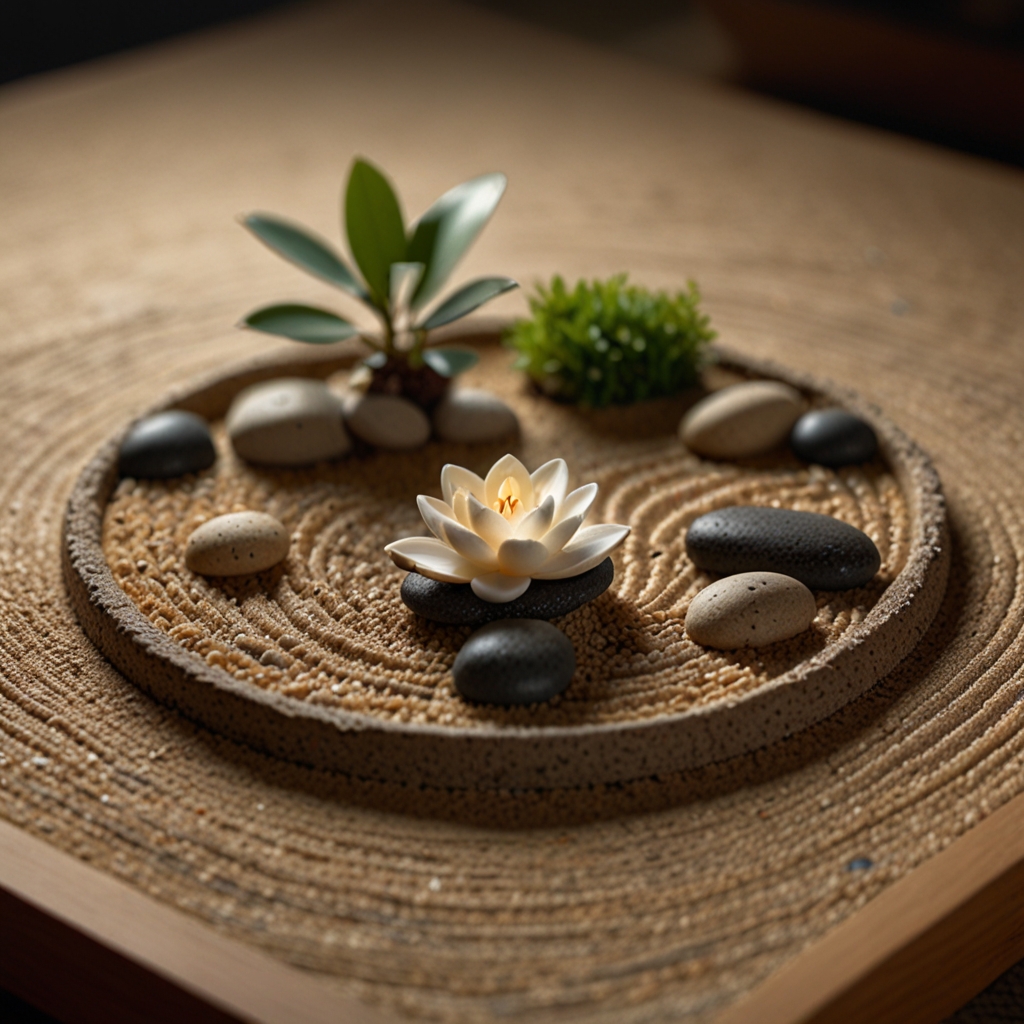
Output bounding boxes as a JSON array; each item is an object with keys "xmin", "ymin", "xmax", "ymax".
[
  {"xmin": 506, "ymin": 274, "xmax": 715, "ymax": 408},
  {"xmin": 240, "ymin": 158, "xmax": 518, "ymax": 382}
]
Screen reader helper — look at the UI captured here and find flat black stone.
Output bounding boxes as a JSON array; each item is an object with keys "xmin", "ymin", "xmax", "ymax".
[
  {"xmin": 453, "ymin": 619, "xmax": 575, "ymax": 705},
  {"xmin": 119, "ymin": 410, "xmax": 216, "ymax": 479},
  {"xmin": 790, "ymin": 409, "xmax": 878, "ymax": 467},
  {"xmin": 401, "ymin": 557, "xmax": 614, "ymax": 625},
  {"xmin": 685, "ymin": 506, "xmax": 880, "ymax": 591}
]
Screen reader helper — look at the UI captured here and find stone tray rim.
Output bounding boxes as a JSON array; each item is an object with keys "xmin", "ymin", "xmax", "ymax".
[{"xmin": 63, "ymin": 329, "xmax": 950, "ymax": 789}]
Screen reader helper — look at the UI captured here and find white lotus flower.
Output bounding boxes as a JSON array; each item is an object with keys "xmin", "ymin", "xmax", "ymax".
[{"xmin": 385, "ymin": 454, "xmax": 630, "ymax": 603}]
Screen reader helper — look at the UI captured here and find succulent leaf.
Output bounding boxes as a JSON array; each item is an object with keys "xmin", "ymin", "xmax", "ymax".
[
  {"xmin": 242, "ymin": 213, "xmax": 367, "ymax": 299},
  {"xmin": 389, "ymin": 261, "xmax": 425, "ymax": 313},
  {"xmin": 344, "ymin": 158, "xmax": 407, "ymax": 306},
  {"xmin": 407, "ymin": 173, "xmax": 507, "ymax": 309},
  {"xmin": 242, "ymin": 303, "xmax": 359, "ymax": 344},
  {"xmin": 421, "ymin": 348, "xmax": 480, "ymax": 378},
  {"xmin": 419, "ymin": 276, "xmax": 518, "ymax": 331}
]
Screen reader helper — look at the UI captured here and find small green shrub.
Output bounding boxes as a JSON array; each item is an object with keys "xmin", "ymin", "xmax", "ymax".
[{"xmin": 506, "ymin": 275, "xmax": 715, "ymax": 408}]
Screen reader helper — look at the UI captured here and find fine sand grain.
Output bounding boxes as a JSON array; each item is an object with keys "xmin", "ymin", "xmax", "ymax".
[{"xmin": 103, "ymin": 348, "xmax": 909, "ymax": 729}]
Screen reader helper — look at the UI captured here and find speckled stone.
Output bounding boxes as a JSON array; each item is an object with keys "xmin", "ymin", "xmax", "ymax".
[
  {"xmin": 118, "ymin": 411, "xmax": 216, "ymax": 479},
  {"xmin": 400, "ymin": 558, "xmax": 614, "ymax": 625},
  {"xmin": 432, "ymin": 388, "xmax": 519, "ymax": 443},
  {"xmin": 226, "ymin": 378, "xmax": 350, "ymax": 466},
  {"xmin": 686, "ymin": 506, "xmax": 881, "ymax": 590},
  {"xmin": 679, "ymin": 381, "xmax": 804, "ymax": 459},
  {"xmin": 685, "ymin": 571, "xmax": 817, "ymax": 649},
  {"xmin": 185, "ymin": 511, "xmax": 290, "ymax": 576},
  {"xmin": 790, "ymin": 409, "xmax": 879, "ymax": 467},
  {"xmin": 453, "ymin": 619, "xmax": 575, "ymax": 705}
]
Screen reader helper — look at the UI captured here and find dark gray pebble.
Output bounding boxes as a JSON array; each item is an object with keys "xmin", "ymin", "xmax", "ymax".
[
  {"xmin": 119, "ymin": 411, "xmax": 216, "ymax": 479},
  {"xmin": 453, "ymin": 619, "xmax": 575, "ymax": 705},
  {"xmin": 686, "ymin": 506, "xmax": 880, "ymax": 590},
  {"xmin": 790, "ymin": 409, "xmax": 878, "ymax": 467},
  {"xmin": 401, "ymin": 558, "xmax": 614, "ymax": 625}
]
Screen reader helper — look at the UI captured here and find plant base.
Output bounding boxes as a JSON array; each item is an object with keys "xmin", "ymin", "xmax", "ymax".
[{"xmin": 368, "ymin": 356, "xmax": 449, "ymax": 410}]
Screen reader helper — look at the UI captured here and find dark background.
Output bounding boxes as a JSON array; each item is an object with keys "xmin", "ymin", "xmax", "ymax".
[
  {"xmin": 2, "ymin": 1, "xmax": 1024, "ymax": 165},
  {"xmin": 2, "ymin": 1, "xmax": 1023, "ymax": 1022},
  {"xmin": 3, "ymin": 0, "xmax": 1024, "ymax": 83}
]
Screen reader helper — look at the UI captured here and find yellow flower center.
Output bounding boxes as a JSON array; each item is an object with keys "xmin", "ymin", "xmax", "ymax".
[{"xmin": 492, "ymin": 476, "xmax": 521, "ymax": 519}]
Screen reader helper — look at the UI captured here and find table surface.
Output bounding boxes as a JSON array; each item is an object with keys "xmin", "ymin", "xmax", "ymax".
[{"xmin": 2, "ymin": 2, "xmax": 1024, "ymax": 1022}]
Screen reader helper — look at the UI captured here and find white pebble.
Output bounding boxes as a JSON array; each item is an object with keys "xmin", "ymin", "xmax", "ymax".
[
  {"xmin": 680, "ymin": 381, "xmax": 803, "ymax": 459},
  {"xmin": 344, "ymin": 393, "xmax": 430, "ymax": 450},
  {"xmin": 227, "ymin": 378, "xmax": 350, "ymax": 466},
  {"xmin": 432, "ymin": 388, "xmax": 518, "ymax": 443}
]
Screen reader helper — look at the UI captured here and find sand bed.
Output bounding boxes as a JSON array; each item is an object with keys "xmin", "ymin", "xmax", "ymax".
[{"xmin": 102, "ymin": 347, "xmax": 909, "ymax": 731}]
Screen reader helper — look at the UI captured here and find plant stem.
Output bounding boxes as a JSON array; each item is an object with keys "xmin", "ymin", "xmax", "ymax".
[{"xmin": 407, "ymin": 328, "xmax": 427, "ymax": 367}]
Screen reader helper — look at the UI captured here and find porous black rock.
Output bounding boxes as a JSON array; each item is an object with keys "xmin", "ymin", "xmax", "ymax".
[
  {"xmin": 685, "ymin": 506, "xmax": 880, "ymax": 591},
  {"xmin": 400, "ymin": 558, "xmax": 614, "ymax": 626},
  {"xmin": 790, "ymin": 409, "xmax": 878, "ymax": 467},
  {"xmin": 453, "ymin": 619, "xmax": 575, "ymax": 705},
  {"xmin": 119, "ymin": 410, "xmax": 216, "ymax": 479}
]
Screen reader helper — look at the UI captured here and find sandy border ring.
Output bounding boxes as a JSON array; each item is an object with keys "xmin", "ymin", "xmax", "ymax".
[{"xmin": 63, "ymin": 335, "xmax": 949, "ymax": 791}]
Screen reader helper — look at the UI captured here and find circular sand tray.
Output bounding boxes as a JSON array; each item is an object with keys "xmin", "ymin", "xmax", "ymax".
[{"xmin": 63, "ymin": 331, "xmax": 949, "ymax": 790}]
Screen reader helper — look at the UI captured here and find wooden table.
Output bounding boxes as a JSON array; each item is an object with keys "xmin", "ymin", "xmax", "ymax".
[{"xmin": 2, "ymin": 2, "xmax": 1024, "ymax": 1021}]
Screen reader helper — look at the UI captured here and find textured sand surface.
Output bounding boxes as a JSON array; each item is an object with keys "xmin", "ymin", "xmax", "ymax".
[{"xmin": 103, "ymin": 347, "xmax": 909, "ymax": 729}]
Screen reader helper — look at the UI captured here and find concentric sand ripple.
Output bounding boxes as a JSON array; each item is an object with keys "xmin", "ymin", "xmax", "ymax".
[
  {"xmin": 104, "ymin": 394, "xmax": 908, "ymax": 731},
  {"xmin": 70, "ymin": 336, "xmax": 945, "ymax": 795}
]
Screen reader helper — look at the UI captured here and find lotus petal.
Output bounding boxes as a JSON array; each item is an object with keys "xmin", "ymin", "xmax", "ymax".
[
  {"xmin": 384, "ymin": 537, "xmax": 477, "ymax": 583},
  {"xmin": 554, "ymin": 483, "xmax": 598, "ymax": 525},
  {"xmin": 471, "ymin": 572, "xmax": 531, "ymax": 603},
  {"xmin": 417, "ymin": 495, "xmax": 456, "ymax": 540},
  {"xmin": 467, "ymin": 492, "xmax": 511, "ymax": 548},
  {"xmin": 530, "ymin": 459, "xmax": 569, "ymax": 507},
  {"xmin": 441, "ymin": 518, "xmax": 498, "ymax": 569},
  {"xmin": 517, "ymin": 495, "xmax": 555, "ymax": 541},
  {"xmin": 533, "ymin": 523, "xmax": 630, "ymax": 579},
  {"xmin": 484, "ymin": 453, "xmax": 533, "ymax": 510},
  {"xmin": 497, "ymin": 538, "xmax": 550, "ymax": 575},
  {"xmin": 441, "ymin": 464, "xmax": 486, "ymax": 506},
  {"xmin": 451, "ymin": 487, "xmax": 472, "ymax": 528},
  {"xmin": 542, "ymin": 512, "xmax": 585, "ymax": 554}
]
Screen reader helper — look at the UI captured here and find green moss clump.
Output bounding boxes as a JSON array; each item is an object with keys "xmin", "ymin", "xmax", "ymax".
[{"xmin": 506, "ymin": 274, "xmax": 715, "ymax": 408}]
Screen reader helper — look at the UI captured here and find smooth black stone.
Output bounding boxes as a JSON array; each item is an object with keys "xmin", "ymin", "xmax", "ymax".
[
  {"xmin": 790, "ymin": 409, "xmax": 878, "ymax": 467},
  {"xmin": 453, "ymin": 619, "xmax": 575, "ymax": 705},
  {"xmin": 401, "ymin": 557, "xmax": 614, "ymax": 625},
  {"xmin": 119, "ymin": 411, "xmax": 216, "ymax": 479},
  {"xmin": 685, "ymin": 506, "xmax": 880, "ymax": 591}
]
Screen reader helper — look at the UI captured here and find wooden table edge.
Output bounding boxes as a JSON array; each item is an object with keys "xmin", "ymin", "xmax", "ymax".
[
  {"xmin": 711, "ymin": 786, "xmax": 1024, "ymax": 1024},
  {"xmin": 5, "ymin": 787, "xmax": 1024, "ymax": 1024},
  {"xmin": 0, "ymin": 818, "xmax": 392, "ymax": 1024}
]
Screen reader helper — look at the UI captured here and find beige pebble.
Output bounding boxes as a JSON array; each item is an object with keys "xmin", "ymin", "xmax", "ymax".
[
  {"xmin": 432, "ymin": 387, "xmax": 519, "ymax": 443},
  {"xmin": 226, "ymin": 378, "xmax": 350, "ymax": 466},
  {"xmin": 185, "ymin": 512, "xmax": 289, "ymax": 576},
  {"xmin": 685, "ymin": 571, "xmax": 817, "ymax": 649},
  {"xmin": 680, "ymin": 381, "xmax": 803, "ymax": 459},
  {"xmin": 344, "ymin": 393, "xmax": 430, "ymax": 450}
]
